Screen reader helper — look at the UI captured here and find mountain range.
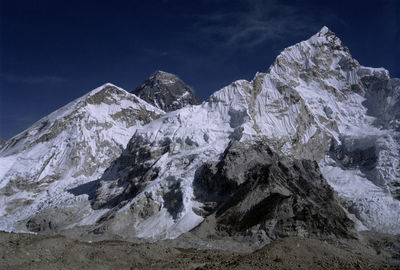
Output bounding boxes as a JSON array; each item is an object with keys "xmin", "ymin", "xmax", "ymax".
[{"xmin": 0, "ymin": 26, "xmax": 399, "ymax": 251}]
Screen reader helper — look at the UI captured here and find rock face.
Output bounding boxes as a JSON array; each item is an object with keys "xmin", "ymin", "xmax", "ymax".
[
  {"xmin": 0, "ymin": 138, "xmax": 5, "ymax": 149},
  {"xmin": 190, "ymin": 141, "xmax": 356, "ymax": 247},
  {"xmin": 131, "ymin": 71, "xmax": 201, "ymax": 111},
  {"xmin": 81, "ymin": 139, "xmax": 356, "ymax": 248},
  {"xmin": 0, "ymin": 83, "xmax": 164, "ymax": 231}
]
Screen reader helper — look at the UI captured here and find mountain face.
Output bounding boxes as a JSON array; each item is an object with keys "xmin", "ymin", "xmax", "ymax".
[
  {"xmin": 90, "ymin": 26, "xmax": 400, "ymax": 241},
  {"xmin": 0, "ymin": 84, "xmax": 164, "ymax": 231},
  {"xmin": 0, "ymin": 138, "xmax": 5, "ymax": 149},
  {"xmin": 171, "ymin": 140, "xmax": 356, "ymax": 250},
  {"xmin": 131, "ymin": 71, "xmax": 201, "ymax": 112},
  {"xmin": 0, "ymin": 27, "xmax": 399, "ymax": 248}
]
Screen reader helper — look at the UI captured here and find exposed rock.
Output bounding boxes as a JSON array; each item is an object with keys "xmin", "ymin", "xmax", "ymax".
[
  {"xmin": 0, "ymin": 138, "xmax": 5, "ymax": 148},
  {"xmin": 190, "ymin": 140, "xmax": 356, "ymax": 249},
  {"xmin": 91, "ymin": 134, "xmax": 171, "ymax": 210},
  {"xmin": 132, "ymin": 71, "xmax": 201, "ymax": 111}
]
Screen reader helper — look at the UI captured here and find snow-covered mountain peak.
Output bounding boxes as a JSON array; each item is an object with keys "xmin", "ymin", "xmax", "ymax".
[
  {"xmin": 315, "ymin": 26, "xmax": 338, "ymax": 40},
  {"xmin": 268, "ymin": 26, "xmax": 358, "ymax": 85},
  {"xmin": 90, "ymin": 27, "xmax": 400, "ymax": 239},
  {"xmin": 318, "ymin": 25, "xmax": 331, "ymax": 35},
  {"xmin": 1, "ymin": 27, "xmax": 399, "ymax": 243},
  {"xmin": 0, "ymin": 83, "xmax": 164, "ymax": 231},
  {"xmin": 308, "ymin": 26, "xmax": 343, "ymax": 48},
  {"xmin": 0, "ymin": 83, "xmax": 163, "ymax": 157}
]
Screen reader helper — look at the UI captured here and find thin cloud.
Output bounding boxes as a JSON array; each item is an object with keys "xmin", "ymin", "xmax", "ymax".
[
  {"xmin": 0, "ymin": 73, "xmax": 67, "ymax": 84},
  {"xmin": 191, "ymin": 0, "xmax": 337, "ymax": 49}
]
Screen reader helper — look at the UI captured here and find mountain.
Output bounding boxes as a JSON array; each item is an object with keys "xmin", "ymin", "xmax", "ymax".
[
  {"xmin": 131, "ymin": 71, "xmax": 201, "ymax": 111},
  {"xmin": 0, "ymin": 83, "xmax": 164, "ymax": 231},
  {"xmin": 0, "ymin": 138, "xmax": 5, "ymax": 149},
  {"xmin": 89, "ymin": 26, "xmax": 400, "ymax": 243},
  {"xmin": 0, "ymin": 27, "xmax": 399, "ymax": 249}
]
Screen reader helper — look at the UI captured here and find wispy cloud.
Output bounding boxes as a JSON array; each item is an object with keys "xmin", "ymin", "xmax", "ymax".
[
  {"xmin": 191, "ymin": 0, "xmax": 337, "ymax": 49},
  {"xmin": 0, "ymin": 73, "xmax": 67, "ymax": 84}
]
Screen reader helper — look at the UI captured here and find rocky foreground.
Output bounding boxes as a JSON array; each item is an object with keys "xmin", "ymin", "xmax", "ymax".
[{"xmin": 0, "ymin": 231, "xmax": 399, "ymax": 270}]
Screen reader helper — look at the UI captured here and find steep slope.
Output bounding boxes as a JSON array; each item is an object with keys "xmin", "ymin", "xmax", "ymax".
[
  {"xmin": 170, "ymin": 140, "xmax": 357, "ymax": 250},
  {"xmin": 90, "ymin": 26, "xmax": 400, "ymax": 241},
  {"xmin": 0, "ymin": 138, "xmax": 5, "ymax": 149},
  {"xmin": 0, "ymin": 83, "xmax": 164, "ymax": 231},
  {"xmin": 131, "ymin": 71, "xmax": 201, "ymax": 111}
]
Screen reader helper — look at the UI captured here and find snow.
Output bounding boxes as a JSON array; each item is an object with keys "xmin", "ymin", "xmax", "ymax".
[
  {"xmin": 321, "ymin": 158, "xmax": 400, "ymax": 234},
  {"xmin": 100, "ymin": 25, "xmax": 400, "ymax": 238},
  {"xmin": 1, "ymin": 26, "xmax": 399, "ymax": 239},
  {"xmin": 0, "ymin": 83, "xmax": 164, "ymax": 232}
]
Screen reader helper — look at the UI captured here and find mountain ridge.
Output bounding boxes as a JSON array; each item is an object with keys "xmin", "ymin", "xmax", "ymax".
[
  {"xmin": 90, "ymin": 26, "xmax": 400, "ymax": 239},
  {"xmin": 0, "ymin": 83, "xmax": 164, "ymax": 231},
  {"xmin": 0, "ymin": 27, "xmax": 399, "ymax": 251}
]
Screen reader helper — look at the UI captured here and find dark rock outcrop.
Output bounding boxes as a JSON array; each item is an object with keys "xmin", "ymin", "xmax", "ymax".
[
  {"xmin": 132, "ymin": 71, "xmax": 201, "ymax": 111},
  {"xmin": 191, "ymin": 140, "xmax": 356, "ymax": 247},
  {"xmin": 0, "ymin": 138, "xmax": 5, "ymax": 149},
  {"xmin": 91, "ymin": 135, "xmax": 171, "ymax": 210}
]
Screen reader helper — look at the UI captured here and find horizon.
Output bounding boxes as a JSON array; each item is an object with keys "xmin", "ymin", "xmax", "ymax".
[{"xmin": 1, "ymin": 0, "xmax": 399, "ymax": 140}]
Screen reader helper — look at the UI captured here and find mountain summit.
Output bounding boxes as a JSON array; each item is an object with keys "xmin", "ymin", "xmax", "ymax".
[{"xmin": 131, "ymin": 71, "xmax": 201, "ymax": 111}]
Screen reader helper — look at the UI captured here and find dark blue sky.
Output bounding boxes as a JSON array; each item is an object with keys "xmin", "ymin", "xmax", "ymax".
[{"xmin": 0, "ymin": 0, "xmax": 399, "ymax": 140}]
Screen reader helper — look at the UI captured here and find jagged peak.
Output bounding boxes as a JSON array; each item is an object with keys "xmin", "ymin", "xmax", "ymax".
[
  {"xmin": 317, "ymin": 26, "xmax": 332, "ymax": 37},
  {"xmin": 308, "ymin": 26, "xmax": 343, "ymax": 46},
  {"xmin": 281, "ymin": 26, "xmax": 345, "ymax": 55},
  {"xmin": 267, "ymin": 26, "xmax": 357, "ymax": 77}
]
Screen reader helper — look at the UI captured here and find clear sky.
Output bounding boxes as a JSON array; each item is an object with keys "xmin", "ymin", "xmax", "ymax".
[{"xmin": 0, "ymin": 0, "xmax": 399, "ymax": 140}]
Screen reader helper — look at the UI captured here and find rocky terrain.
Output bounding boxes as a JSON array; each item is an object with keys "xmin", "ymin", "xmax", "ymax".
[
  {"xmin": 132, "ymin": 71, "xmax": 201, "ymax": 112},
  {"xmin": 0, "ymin": 231, "xmax": 399, "ymax": 270}
]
